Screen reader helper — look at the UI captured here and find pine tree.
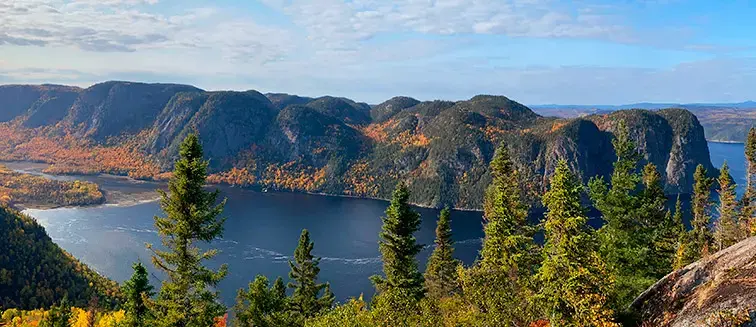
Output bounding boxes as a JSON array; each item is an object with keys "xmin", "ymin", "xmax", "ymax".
[
  {"xmin": 681, "ymin": 164, "xmax": 714, "ymax": 265},
  {"xmin": 41, "ymin": 296, "xmax": 72, "ymax": 327},
  {"xmin": 122, "ymin": 262, "xmax": 155, "ymax": 327},
  {"xmin": 233, "ymin": 276, "xmax": 289, "ymax": 327},
  {"xmin": 148, "ymin": 134, "xmax": 228, "ymax": 327},
  {"xmin": 288, "ymin": 229, "xmax": 334, "ymax": 319},
  {"xmin": 714, "ymin": 162, "xmax": 740, "ymax": 251},
  {"xmin": 588, "ymin": 121, "xmax": 656, "ymax": 311},
  {"xmin": 370, "ymin": 182, "xmax": 424, "ymax": 300},
  {"xmin": 538, "ymin": 160, "xmax": 617, "ymax": 327},
  {"xmin": 457, "ymin": 144, "xmax": 538, "ymax": 326},
  {"xmin": 423, "ymin": 207, "xmax": 460, "ymax": 299}
]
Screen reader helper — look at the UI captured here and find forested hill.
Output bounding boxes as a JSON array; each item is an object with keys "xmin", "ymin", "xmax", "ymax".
[
  {"xmin": 0, "ymin": 82, "xmax": 715, "ymax": 209},
  {"xmin": 0, "ymin": 206, "xmax": 120, "ymax": 309}
]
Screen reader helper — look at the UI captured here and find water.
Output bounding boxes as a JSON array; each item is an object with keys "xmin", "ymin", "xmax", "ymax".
[
  {"xmin": 20, "ymin": 141, "xmax": 747, "ymax": 305},
  {"xmin": 23, "ymin": 186, "xmax": 485, "ymax": 305},
  {"xmin": 708, "ymin": 142, "xmax": 746, "ymax": 195}
]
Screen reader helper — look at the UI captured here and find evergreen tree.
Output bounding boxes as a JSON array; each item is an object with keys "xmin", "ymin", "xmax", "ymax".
[
  {"xmin": 457, "ymin": 144, "xmax": 538, "ymax": 326},
  {"xmin": 588, "ymin": 121, "xmax": 656, "ymax": 311},
  {"xmin": 148, "ymin": 134, "xmax": 228, "ymax": 327},
  {"xmin": 423, "ymin": 207, "xmax": 460, "ymax": 299},
  {"xmin": 640, "ymin": 163, "xmax": 675, "ymax": 277},
  {"xmin": 122, "ymin": 262, "xmax": 155, "ymax": 327},
  {"xmin": 288, "ymin": 229, "xmax": 335, "ymax": 319},
  {"xmin": 41, "ymin": 296, "xmax": 72, "ymax": 327},
  {"xmin": 669, "ymin": 196, "xmax": 688, "ymax": 271},
  {"xmin": 538, "ymin": 160, "xmax": 617, "ymax": 327},
  {"xmin": 370, "ymin": 182, "xmax": 424, "ymax": 300},
  {"xmin": 479, "ymin": 145, "xmax": 536, "ymax": 272},
  {"xmin": 742, "ymin": 127, "xmax": 756, "ymax": 237},
  {"xmin": 234, "ymin": 276, "xmax": 290, "ymax": 327},
  {"xmin": 714, "ymin": 162, "xmax": 740, "ymax": 251},
  {"xmin": 681, "ymin": 164, "xmax": 714, "ymax": 265}
]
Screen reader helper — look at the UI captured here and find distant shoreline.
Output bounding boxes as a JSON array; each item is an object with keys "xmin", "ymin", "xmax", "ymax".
[
  {"xmin": 707, "ymin": 139, "xmax": 744, "ymax": 144},
  {"xmin": 3, "ymin": 160, "xmax": 481, "ymax": 213}
]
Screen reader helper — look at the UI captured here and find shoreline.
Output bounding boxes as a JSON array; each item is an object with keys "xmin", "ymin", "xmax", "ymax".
[
  {"xmin": 707, "ymin": 139, "xmax": 745, "ymax": 144},
  {"xmin": 2, "ymin": 160, "xmax": 483, "ymax": 212}
]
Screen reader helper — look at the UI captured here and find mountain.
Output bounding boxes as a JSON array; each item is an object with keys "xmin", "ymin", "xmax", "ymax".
[
  {"xmin": 632, "ymin": 236, "xmax": 756, "ymax": 326},
  {"xmin": 0, "ymin": 81, "xmax": 716, "ymax": 209},
  {"xmin": 533, "ymin": 101, "xmax": 756, "ymax": 143},
  {"xmin": 0, "ymin": 206, "xmax": 120, "ymax": 309}
]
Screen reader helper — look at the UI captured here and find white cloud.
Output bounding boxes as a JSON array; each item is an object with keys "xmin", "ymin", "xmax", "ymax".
[
  {"xmin": 0, "ymin": 0, "xmax": 293, "ymax": 63},
  {"xmin": 1, "ymin": 0, "xmax": 755, "ymax": 105},
  {"xmin": 262, "ymin": 0, "xmax": 631, "ymax": 49}
]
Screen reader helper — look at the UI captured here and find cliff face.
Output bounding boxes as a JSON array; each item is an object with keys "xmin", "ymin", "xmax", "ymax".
[
  {"xmin": 587, "ymin": 109, "xmax": 716, "ymax": 194},
  {"xmin": 0, "ymin": 81, "xmax": 717, "ymax": 209},
  {"xmin": 64, "ymin": 81, "xmax": 201, "ymax": 141},
  {"xmin": 632, "ymin": 237, "xmax": 756, "ymax": 326}
]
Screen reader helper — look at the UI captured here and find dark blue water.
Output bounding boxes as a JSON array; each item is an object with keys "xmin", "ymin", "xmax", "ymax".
[
  {"xmin": 24, "ymin": 188, "xmax": 484, "ymax": 305},
  {"xmin": 21, "ymin": 141, "xmax": 746, "ymax": 305},
  {"xmin": 708, "ymin": 142, "xmax": 746, "ymax": 195}
]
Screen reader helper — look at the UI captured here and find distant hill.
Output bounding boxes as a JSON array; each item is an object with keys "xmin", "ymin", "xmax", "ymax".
[
  {"xmin": 0, "ymin": 206, "xmax": 120, "ymax": 309},
  {"xmin": 531, "ymin": 101, "xmax": 756, "ymax": 112},
  {"xmin": 0, "ymin": 81, "xmax": 717, "ymax": 209},
  {"xmin": 533, "ymin": 101, "xmax": 756, "ymax": 143}
]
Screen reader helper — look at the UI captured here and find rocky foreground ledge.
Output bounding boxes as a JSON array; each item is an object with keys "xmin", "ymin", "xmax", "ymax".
[{"xmin": 632, "ymin": 237, "xmax": 756, "ymax": 326}]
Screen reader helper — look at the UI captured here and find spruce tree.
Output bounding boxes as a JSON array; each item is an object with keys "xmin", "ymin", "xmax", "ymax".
[
  {"xmin": 458, "ymin": 144, "xmax": 537, "ymax": 326},
  {"xmin": 588, "ymin": 121, "xmax": 656, "ymax": 311},
  {"xmin": 538, "ymin": 160, "xmax": 616, "ymax": 327},
  {"xmin": 681, "ymin": 164, "xmax": 714, "ymax": 265},
  {"xmin": 640, "ymin": 163, "xmax": 675, "ymax": 277},
  {"xmin": 370, "ymin": 182, "xmax": 424, "ymax": 300},
  {"xmin": 41, "ymin": 296, "xmax": 72, "ymax": 327},
  {"xmin": 423, "ymin": 207, "xmax": 460, "ymax": 299},
  {"xmin": 234, "ymin": 276, "xmax": 289, "ymax": 327},
  {"xmin": 123, "ymin": 262, "xmax": 155, "ymax": 327},
  {"xmin": 479, "ymin": 145, "xmax": 535, "ymax": 271},
  {"xmin": 714, "ymin": 162, "xmax": 740, "ymax": 251},
  {"xmin": 148, "ymin": 134, "xmax": 228, "ymax": 327},
  {"xmin": 288, "ymin": 229, "xmax": 334, "ymax": 319}
]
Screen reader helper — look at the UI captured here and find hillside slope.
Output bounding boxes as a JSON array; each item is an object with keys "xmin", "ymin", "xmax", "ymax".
[
  {"xmin": 0, "ymin": 206, "xmax": 120, "ymax": 309},
  {"xmin": 0, "ymin": 81, "xmax": 716, "ymax": 209}
]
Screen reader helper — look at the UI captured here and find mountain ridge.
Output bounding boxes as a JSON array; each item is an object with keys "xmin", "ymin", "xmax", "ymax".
[{"xmin": 0, "ymin": 81, "xmax": 716, "ymax": 209}]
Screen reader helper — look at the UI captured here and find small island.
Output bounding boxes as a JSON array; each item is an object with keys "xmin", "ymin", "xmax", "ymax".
[{"xmin": 0, "ymin": 164, "xmax": 105, "ymax": 209}]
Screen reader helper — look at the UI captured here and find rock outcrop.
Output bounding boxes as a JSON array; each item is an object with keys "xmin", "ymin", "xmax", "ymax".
[{"xmin": 632, "ymin": 237, "xmax": 756, "ymax": 326}]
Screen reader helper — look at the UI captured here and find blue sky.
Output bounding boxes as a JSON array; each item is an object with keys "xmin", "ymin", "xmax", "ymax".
[{"xmin": 1, "ymin": 0, "xmax": 755, "ymax": 105}]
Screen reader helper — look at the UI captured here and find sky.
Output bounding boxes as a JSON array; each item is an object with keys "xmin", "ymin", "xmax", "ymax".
[{"xmin": 1, "ymin": 0, "xmax": 756, "ymax": 105}]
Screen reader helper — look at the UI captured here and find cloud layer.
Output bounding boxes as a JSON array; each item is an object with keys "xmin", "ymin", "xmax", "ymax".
[{"xmin": 0, "ymin": 0, "xmax": 754, "ymax": 104}]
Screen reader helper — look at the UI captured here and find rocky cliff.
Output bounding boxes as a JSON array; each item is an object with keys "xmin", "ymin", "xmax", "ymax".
[
  {"xmin": 0, "ymin": 81, "xmax": 717, "ymax": 209},
  {"xmin": 632, "ymin": 237, "xmax": 756, "ymax": 326}
]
